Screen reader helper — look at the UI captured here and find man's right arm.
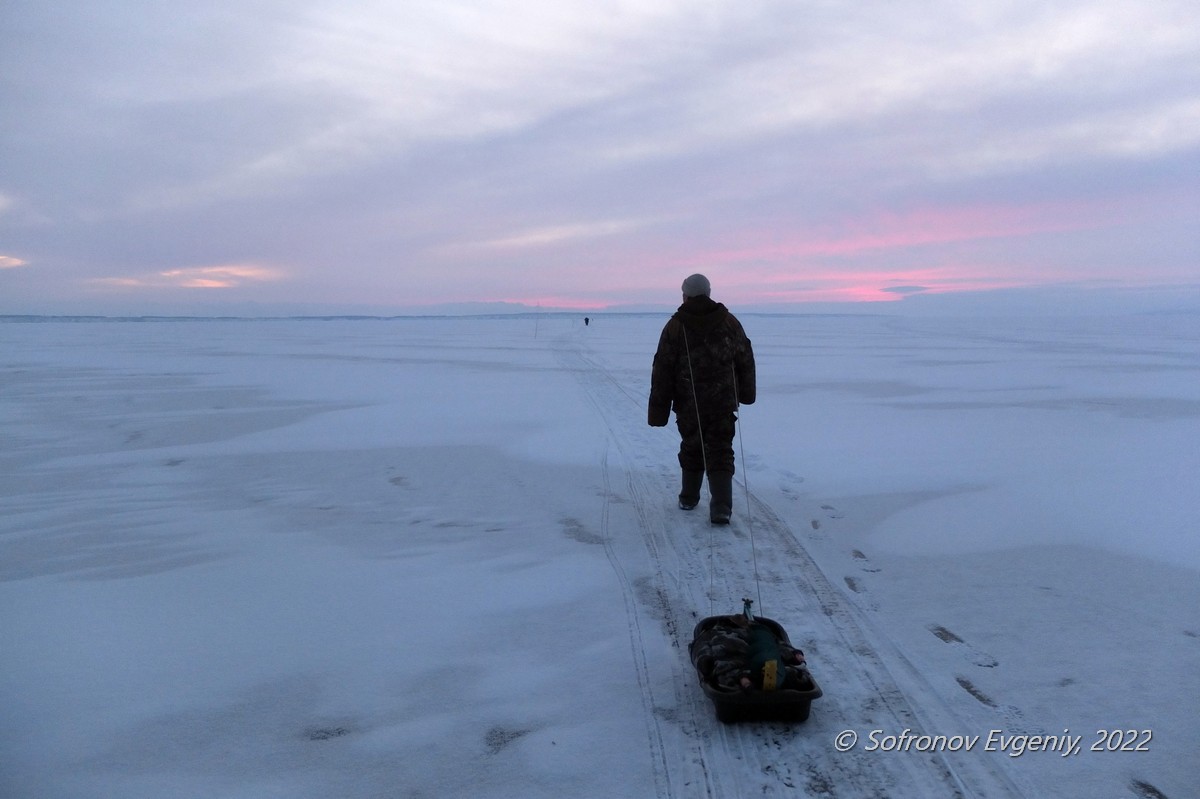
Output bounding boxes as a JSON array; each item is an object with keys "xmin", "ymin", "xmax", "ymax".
[{"xmin": 647, "ymin": 323, "xmax": 675, "ymax": 426}]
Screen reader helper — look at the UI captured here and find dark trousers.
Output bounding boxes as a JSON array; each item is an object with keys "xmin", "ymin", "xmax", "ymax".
[{"xmin": 676, "ymin": 412, "xmax": 736, "ymax": 475}]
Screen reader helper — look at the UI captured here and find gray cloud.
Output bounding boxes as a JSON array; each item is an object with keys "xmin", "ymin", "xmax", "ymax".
[
  {"xmin": 881, "ymin": 286, "xmax": 929, "ymax": 295},
  {"xmin": 2, "ymin": 0, "xmax": 1198, "ymax": 313}
]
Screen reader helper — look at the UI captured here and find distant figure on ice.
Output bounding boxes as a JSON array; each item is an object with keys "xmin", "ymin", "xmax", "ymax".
[
  {"xmin": 584, "ymin": 316, "xmax": 590, "ymax": 326},
  {"xmin": 647, "ymin": 273, "xmax": 755, "ymax": 524}
]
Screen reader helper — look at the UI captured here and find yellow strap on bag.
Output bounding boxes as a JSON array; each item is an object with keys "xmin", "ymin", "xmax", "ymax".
[{"xmin": 761, "ymin": 659, "xmax": 779, "ymax": 691}]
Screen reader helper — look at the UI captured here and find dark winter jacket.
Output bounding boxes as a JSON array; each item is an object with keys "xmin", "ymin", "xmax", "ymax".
[{"xmin": 648, "ymin": 295, "xmax": 755, "ymax": 427}]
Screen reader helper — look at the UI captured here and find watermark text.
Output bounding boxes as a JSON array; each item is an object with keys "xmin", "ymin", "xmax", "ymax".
[{"xmin": 834, "ymin": 728, "xmax": 1152, "ymax": 758}]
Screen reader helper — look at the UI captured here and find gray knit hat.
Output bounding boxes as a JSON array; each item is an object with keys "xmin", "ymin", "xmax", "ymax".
[{"xmin": 681, "ymin": 273, "xmax": 711, "ymax": 298}]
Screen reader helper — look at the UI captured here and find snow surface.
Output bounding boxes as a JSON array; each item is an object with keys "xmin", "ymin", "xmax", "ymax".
[{"xmin": 2, "ymin": 312, "xmax": 1197, "ymax": 799}]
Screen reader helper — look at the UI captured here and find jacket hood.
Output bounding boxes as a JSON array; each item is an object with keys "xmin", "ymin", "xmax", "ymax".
[{"xmin": 673, "ymin": 295, "xmax": 729, "ymax": 333}]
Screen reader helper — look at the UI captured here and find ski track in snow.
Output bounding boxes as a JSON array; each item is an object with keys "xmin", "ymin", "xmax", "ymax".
[{"xmin": 557, "ymin": 332, "xmax": 1030, "ymax": 799}]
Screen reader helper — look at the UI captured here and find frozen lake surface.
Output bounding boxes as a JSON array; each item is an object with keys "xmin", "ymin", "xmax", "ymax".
[{"xmin": 2, "ymin": 312, "xmax": 1197, "ymax": 798}]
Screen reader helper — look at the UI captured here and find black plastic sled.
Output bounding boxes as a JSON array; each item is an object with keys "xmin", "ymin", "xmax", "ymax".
[{"xmin": 689, "ymin": 614, "xmax": 823, "ymax": 724}]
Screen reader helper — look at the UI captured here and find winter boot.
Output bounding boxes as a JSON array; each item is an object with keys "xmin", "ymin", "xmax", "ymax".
[
  {"xmin": 709, "ymin": 470, "xmax": 733, "ymax": 525},
  {"xmin": 678, "ymin": 470, "xmax": 704, "ymax": 510}
]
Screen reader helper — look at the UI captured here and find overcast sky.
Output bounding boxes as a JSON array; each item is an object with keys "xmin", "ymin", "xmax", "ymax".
[{"xmin": 2, "ymin": 0, "xmax": 1198, "ymax": 314}]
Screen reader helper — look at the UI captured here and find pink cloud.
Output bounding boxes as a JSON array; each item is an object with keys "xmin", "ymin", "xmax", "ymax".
[
  {"xmin": 746, "ymin": 265, "xmax": 1029, "ymax": 301},
  {"xmin": 88, "ymin": 264, "xmax": 285, "ymax": 291},
  {"xmin": 407, "ymin": 196, "xmax": 1152, "ymax": 309},
  {"xmin": 492, "ymin": 295, "xmax": 615, "ymax": 310},
  {"xmin": 609, "ymin": 199, "xmax": 1130, "ymax": 304},
  {"xmin": 747, "ymin": 270, "xmax": 1027, "ymax": 303},
  {"xmin": 685, "ymin": 199, "xmax": 1117, "ymax": 267},
  {"xmin": 159, "ymin": 265, "xmax": 284, "ymax": 288}
]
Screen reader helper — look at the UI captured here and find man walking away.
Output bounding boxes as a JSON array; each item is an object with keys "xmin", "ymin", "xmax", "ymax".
[{"xmin": 648, "ymin": 274, "xmax": 756, "ymax": 524}]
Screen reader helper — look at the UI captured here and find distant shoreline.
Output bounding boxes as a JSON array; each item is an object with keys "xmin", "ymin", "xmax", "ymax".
[{"xmin": 0, "ymin": 311, "xmax": 889, "ymax": 323}]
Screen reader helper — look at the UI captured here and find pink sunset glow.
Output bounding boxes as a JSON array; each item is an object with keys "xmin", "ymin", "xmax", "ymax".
[
  {"xmin": 475, "ymin": 200, "xmax": 1134, "ymax": 309},
  {"xmin": 485, "ymin": 266, "xmax": 1029, "ymax": 310},
  {"xmin": 744, "ymin": 268, "xmax": 1027, "ymax": 304},
  {"xmin": 643, "ymin": 198, "xmax": 1135, "ymax": 284}
]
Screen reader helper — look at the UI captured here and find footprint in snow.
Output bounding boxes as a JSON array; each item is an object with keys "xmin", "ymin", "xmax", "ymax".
[
  {"xmin": 305, "ymin": 726, "xmax": 351, "ymax": 741},
  {"xmin": 779, "ymin": 470, "xmax": 804, "ymax": 501},
  {"xmin": 485, "ymin": 726, "xmax": 530, "ymax": 755},
  {"xmin": 561, "ymin": 516, "xmax": 605, "ymax": 546},
  {"xmin": 954, "ymin": 675, "xmax": 995, "ymax": 707},
  {"xmin": 843, "ymin": 576, "xmax": 879, "ymax": 611},
  {"xmin": 1130, "ymin": 779, "xmax": 1171, "ymax": 799},
  {"xmin": 955, "ymin": 676, "xmax": 1040, "ymax": 735},
  {"xmin": 851, "ymin": 549, "xmax": 881, "ymax": 573},
  {"xmin": 929, "ymin": 624, "xmax": 999, "ymax": 668}
]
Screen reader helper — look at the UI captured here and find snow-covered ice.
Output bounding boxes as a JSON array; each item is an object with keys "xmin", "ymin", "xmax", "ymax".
[{"xmin": 2, "ymin": 312, "xmax": 1197, "ymax": 798}]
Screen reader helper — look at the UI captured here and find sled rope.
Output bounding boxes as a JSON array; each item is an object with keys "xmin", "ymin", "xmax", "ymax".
[
  {"xmin": 681, "ymin": 326, "xmax": 763, "ymax": 616},
  {"xmin": 681, "ymin": 327, "xmax": 715, "ymax": 612},
  {"xmin": 732, "ymin": 366, "xmax": 763, "ymax": 613}
]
